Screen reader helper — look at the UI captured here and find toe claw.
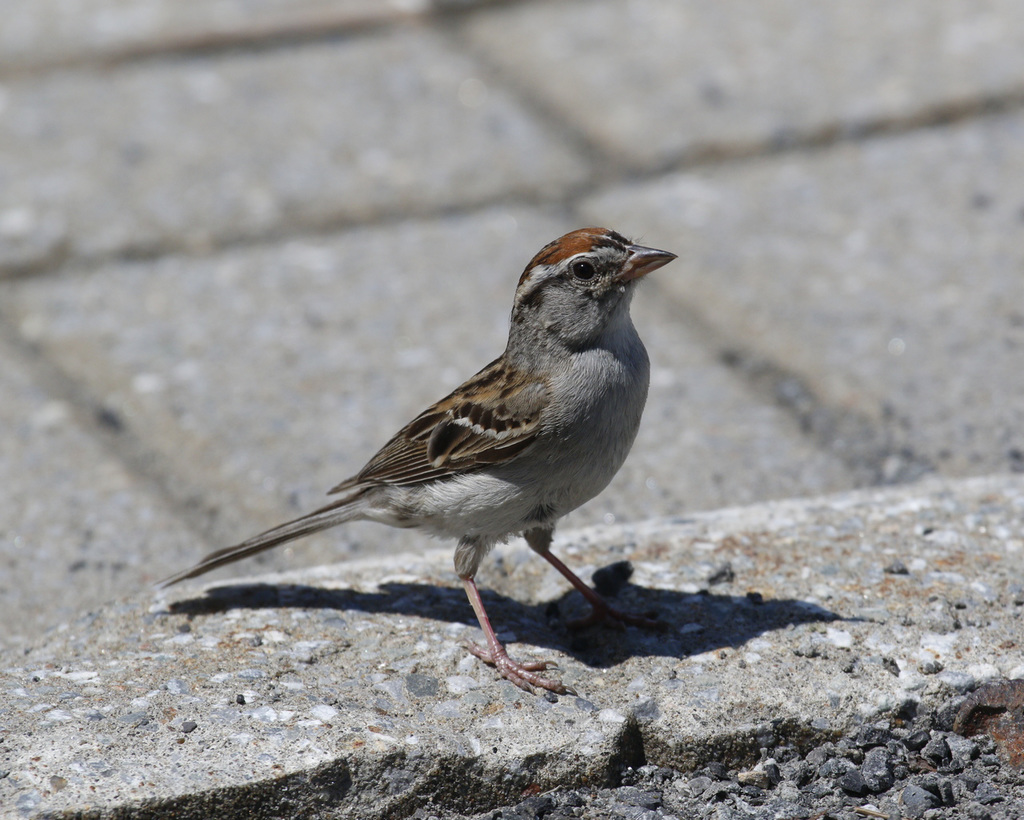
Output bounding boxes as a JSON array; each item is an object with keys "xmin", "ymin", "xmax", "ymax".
[{"xmin": 465, "ymin": 642, "xmax": 572, "ymax": 695}]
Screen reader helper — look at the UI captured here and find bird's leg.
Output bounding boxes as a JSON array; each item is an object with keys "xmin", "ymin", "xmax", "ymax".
[
  {"xmin": 524, "ymin": 527, "xmax": 666, "ymax": 632},
  {"xmin": 460, "ymin": 576, "xmax": 575, "ymax": 696}
]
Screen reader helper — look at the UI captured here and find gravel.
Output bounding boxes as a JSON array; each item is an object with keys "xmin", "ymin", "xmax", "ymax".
[{"xmin": 444, "ymin": 699, "xmax": 1024, "ymax": 820}]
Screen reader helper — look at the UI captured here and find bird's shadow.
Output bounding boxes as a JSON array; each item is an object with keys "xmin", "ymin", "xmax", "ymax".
[{"xmin": 167, "ymin": 570, "xmax": 844, "ymax": 669}]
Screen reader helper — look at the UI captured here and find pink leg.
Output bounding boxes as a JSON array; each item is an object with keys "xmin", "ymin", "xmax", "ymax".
[
  {"xmin": 461, "ymin": 577, "xmax": 576, "ymax": 696},
  {"xmin": 540, "ymin": 550, "xmax": 667, "ymax": 632}
]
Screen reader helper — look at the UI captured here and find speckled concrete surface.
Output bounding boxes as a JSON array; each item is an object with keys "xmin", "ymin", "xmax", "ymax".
[
  {"xmin": 0, "ymin": 335, "xmax": 202, "ymax": 648},
  {"xmin": 461, "ymin": 0, "xmax": 1024, "ymax": 169},
  {"xmin": 0, "ymin": 30, "xmax": 586, "ymax": 274},
  {"xmin": 2, "ymin": 476, "xmax": 1022, "ymax": 817}
]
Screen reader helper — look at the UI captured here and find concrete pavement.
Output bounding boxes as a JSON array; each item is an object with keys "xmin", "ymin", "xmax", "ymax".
[{"xmin": 1, "ymin": 0, "xmax": 1023, "ymax": 817}]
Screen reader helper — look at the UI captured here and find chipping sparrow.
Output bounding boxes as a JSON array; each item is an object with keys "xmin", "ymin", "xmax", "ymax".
[{"xmin": 159, "ymin": 227, "xmax": 676, "ymax": 694}]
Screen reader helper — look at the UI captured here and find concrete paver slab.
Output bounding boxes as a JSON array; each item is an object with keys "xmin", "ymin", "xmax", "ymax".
[
  {"xmin": 0, "ymin": 30, "xmax": 587, "ymax": 276},
  {"xmin": 581, "ymin": 110, "xmax": 1024, "ymax": 482},
  {"xmin": 462, "ymin": 0, "xmax": 1024, "ymax": 170},
  {"xmin": 0, "ymin": 336, "xmax": 202, "ymax": 650},
  {"xmin": 1, "ymin": 475, "xmax": 1021, "ymax": 817},
  {"xmin": 2, "ymin": 210, "xmax": 853, "ymax": 590},
  {"xmin": 0, "ymin": 0, "xmax": 417, "ymax": 72}
]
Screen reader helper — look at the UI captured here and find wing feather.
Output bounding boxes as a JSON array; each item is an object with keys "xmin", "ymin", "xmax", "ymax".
[{"xmin": 328, "ymin": 357, "xmax": 548, "ymax": 494}]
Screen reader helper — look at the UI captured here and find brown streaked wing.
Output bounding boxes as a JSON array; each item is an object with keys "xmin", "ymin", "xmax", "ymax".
[{"xmin": 327, "ymin": 358, "xmax": 548, "ymax": 494}]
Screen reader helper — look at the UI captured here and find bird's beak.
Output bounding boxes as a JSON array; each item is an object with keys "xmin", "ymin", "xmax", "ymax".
[{"xmin": 618, "ymin": 244, "xmax": 677, "ymax": 282}]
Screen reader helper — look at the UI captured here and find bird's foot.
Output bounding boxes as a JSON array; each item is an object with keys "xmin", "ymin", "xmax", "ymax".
[
  {"xmin": 566, "ymin": 599, "xmax": 668, "ymax": 632},
  {"xmin": 466, "ymin": 641, "xmax": 576, "ymax": 696}
]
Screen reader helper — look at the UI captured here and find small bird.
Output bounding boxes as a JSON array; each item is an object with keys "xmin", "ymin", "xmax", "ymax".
[{"xmin": 159, "ymin": 228, "xmax": 676, "ymax": 694}]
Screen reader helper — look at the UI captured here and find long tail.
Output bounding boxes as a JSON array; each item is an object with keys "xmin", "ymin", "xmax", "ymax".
[{"xmin": 156, "ymin": 493, "xmax": 365, "ymax": 589}]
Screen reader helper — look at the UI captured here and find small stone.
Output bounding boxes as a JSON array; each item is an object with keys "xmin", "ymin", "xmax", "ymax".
[
  {"xmin": 818, "ymin": 757, "xmax": 855, "ymax": 779},
  {"xmin": 793, "ymin": 641, "xmax": 820, "ymax": 658},
  {"xmin": 861, "ymin": 747, "xmax": 894, "ymax": 793},
  {"xmin": 236, "ymin": 694, "xmax": 246, "ymax": 705},
  {"xmin": 854, "ymin": 724, "xmax": 893, "ymax": 748},
  {"xmin": 707, "ymin": 562, "xmax": 734, "ymax": 585},
  {"xmin": 837, "ymin": 769, "xmax": 867, "ymax": 796},
  {"xmin": 781, "ymin": 760, "xmax": 813, "ymax": 786},
  {"xmin": 591, "ymin": 561, "xmax": 633, "ymax": 596},
  {"xmin": 736, "ymin": 769, "xmax": 770, "ymax": 789},
  {"xmin": 180, "ymin": 720, "xmax": 197, "ymax": 733},
  {"xmin": 904, "ymin": 729, "xmax": 931, "ymax": 751},
  {"xmin": 945, "ymin": 735, "xmax": 979, "ymax": 770},
  {"xmin": 616, "ymin": 787, "xmax": 661, "ymax": 809},
  {"xmin": 687, "ymin": 776, "xmax": 714, "ymax": 797},
  {"xmin": 404, "ymin": 673, "xmax": 439, "ymax": 698},
  {"xmin": 118, "ymin": 711, "xmax": 149, "ymax": 725},
  {"xmin": 973, "ymin": 782, "xmax": 1003, "ymax": 805},
  {"xmin": 902, "ymin": 784, "xmax": 940, "ymax": 818},
  {"xmin": 884, "ymin": 559, "xmax": 909, "ymax": 575},
  {"xmin": 805, "ymin": 745, "xmax": 833, "ymax": 767},
  {"xmin": 513, "ymin": 794, "xmax": 553, "ymax": 818},
  {"xmin": 965, "ymin": 802, "xmax": 994, "ymax": 820},
  {"xmin": 704, "ymin": 761, "xmax": 730, "ymax": 781},
  {"xmin": 165, "ymin": 678, "xmax": 189, "ymax": 694},
  {"xmin": 921, "ymin": 735, "xmax": 951, "ymax": 766}
]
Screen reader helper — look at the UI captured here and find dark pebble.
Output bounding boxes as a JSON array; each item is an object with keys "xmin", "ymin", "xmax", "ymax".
[
  {"xmin": 802, "ymin": 781, "xmax": 834, "ymax": 800},
  {"xmin": 118, "ymin": 711, "xmax": 149, "ymax": 725},
  {"xmin": 921, "ymin": 735, "xmax": 951, "ymax": 765},
  {"xmin": 688, "ymin": 776, "xmax": 714, "ymax": 797},
  {"xmin": 236, "ymin": 694, "xmax": 246, "ymax": 705},
  {"xmin": 704, "ymin": 761, "xmax": 731, "ymax": 781},
  {"xmin": 818, "ymin": 757, "xmax": 855, "ymax": 779},
  {"xmin": 591, "ymin": 561, "xmax": 633, "ymax": 596},
  {"xmin": 902, "ymin": 784, "xmax": 941, "ymax": 818},
  {"xmin": 965, "ymin": 802, "xmax": 994, "ymax": 820},
  {"xmin": 763, "ymin": 761, "xmax": 782, "ymax": 786},
  {"xmin": 180, "ymin": 720, "xmax": 197, "ymax": 733},
  {"xmin": 512, "ymin": 794, "xmax": 553, "ymax": 818},
  {"xmin": 404, "ymin": 673, "xmax": 439, "ymax": 698},
  {"xmin": 615, "ymin": 787, "xmax": 661, "ymax": 809},
  {"xmin": 853, "ymin": 724, "xmax": 893, "ymax": 748},
  {"xmin": 837, "ymin": 769, "xmax": 868, "ymax": 796},
  {"xmin": 781, "ymin": 760, "xmax": 814, "ymax": 786},
  {"xmin": 904, "ymin": 729, "xmax": 931, "ymax": 751},
  {"xmin": 974, "ymin": 782, "xmax": 1004, "ymax": 805},
  {"xmin": 805, "ymin": 745, "xmax": 834, "ymax": 767},
  {"xmin": 945, "ymin": 734, "xmax": 979, "ymax": 770},
  {"xmin": 884, "ymin": 559, "xmax": 909, "ymax": 575},
  {"xmin": 861, "ymin": 747, "xmax": 895, "ymax": 793}
]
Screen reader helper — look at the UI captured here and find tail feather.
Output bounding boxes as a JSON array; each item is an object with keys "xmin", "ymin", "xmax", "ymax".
[{"xmin": 156, "ymin": 495, "xmax": 363, "ymax": 589}]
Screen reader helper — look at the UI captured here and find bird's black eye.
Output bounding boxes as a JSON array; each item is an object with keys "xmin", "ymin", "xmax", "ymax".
[{"xmin": 571, "ymin": 259, "xmax": 596, "ymax": 280}]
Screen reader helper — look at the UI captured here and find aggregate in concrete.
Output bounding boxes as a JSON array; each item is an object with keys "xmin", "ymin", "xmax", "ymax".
[
  {"xmin": 2, "ymin": 475, "xmax": 1022, "ymax": 818},
  {"xmin": 582, "ymin": 110, "xmax": 1024, "ymax": 483},
  {"xmin": 462, "ymin": 0, "xmax": 1024, "ymax": 169}
]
